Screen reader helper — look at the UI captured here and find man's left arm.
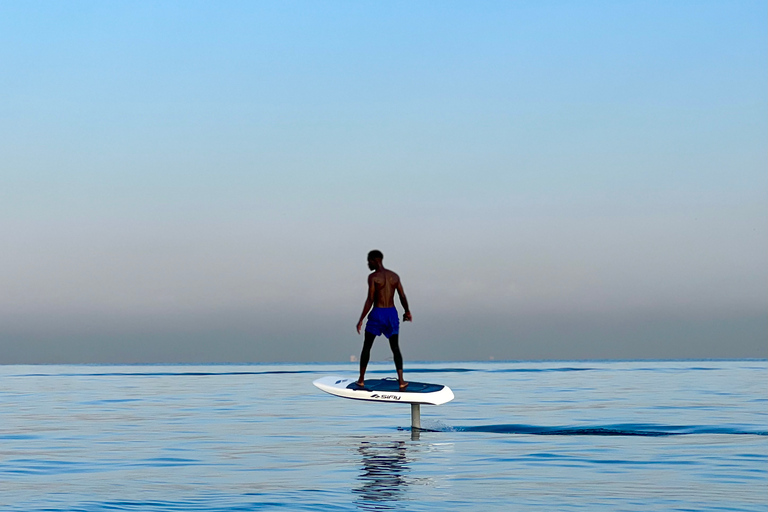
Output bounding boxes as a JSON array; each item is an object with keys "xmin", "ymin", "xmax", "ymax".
[{"xmin": 396, "ymin": 282, "xmax": 412, "ymax": 322}]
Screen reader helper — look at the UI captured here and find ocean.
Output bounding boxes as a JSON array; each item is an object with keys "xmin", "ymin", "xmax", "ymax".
[{"xmin": 1, "ymin": 360, "xmax": 766, "ymax": 511}]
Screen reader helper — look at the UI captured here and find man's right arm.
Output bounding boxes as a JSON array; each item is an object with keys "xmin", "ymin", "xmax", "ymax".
[{"xmin": 357, "ymin": 275, "xmax": 376, "ymax": 334}]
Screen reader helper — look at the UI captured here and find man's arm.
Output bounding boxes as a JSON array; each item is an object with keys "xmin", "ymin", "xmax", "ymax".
[
  {"xmin": 396, "ymin": 282, "xmax": 412, "ymax": 322},
  {"xmin": 356, "ymin": 275, "xmax": 376, "ymax": 334}
]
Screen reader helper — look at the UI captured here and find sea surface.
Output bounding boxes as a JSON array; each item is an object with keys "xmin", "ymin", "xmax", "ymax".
[{"xmin": 1, "ymin": 360, "xmax": 766, "ymax": 511}]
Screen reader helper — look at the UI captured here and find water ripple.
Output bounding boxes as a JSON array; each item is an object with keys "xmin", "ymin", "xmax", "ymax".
[{"xmin": 442, "ymin": 423, "xmax": 768, "ymax": 436}]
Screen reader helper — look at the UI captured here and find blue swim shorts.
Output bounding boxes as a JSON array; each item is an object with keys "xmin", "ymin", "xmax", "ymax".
[{"xmin": 365, "ymin": 307, "xmax": 400, "ymax": 338}]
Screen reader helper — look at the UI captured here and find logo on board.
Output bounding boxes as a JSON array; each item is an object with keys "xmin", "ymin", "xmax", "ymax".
[{"xmin": 370, "ymin": 394, "xmax": 401, "ymax": 400}]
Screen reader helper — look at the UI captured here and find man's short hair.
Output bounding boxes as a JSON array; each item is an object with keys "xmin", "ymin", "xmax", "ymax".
[{"xmin": 367, "ymin": 250, "xmax": 383, "ymax": 261}]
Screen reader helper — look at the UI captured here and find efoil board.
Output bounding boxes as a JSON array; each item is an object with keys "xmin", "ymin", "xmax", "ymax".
[{"xmin": 313, "ymin": 376, "xmax": 454, "ymax": 405}]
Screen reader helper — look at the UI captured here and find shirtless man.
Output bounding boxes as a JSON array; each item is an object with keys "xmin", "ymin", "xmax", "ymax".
[{"xmin": 356, "ymin": 250, "xmax": 412, "ymax": 390}]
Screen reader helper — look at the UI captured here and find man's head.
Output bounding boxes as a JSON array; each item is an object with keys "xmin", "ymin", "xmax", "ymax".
[{"xmin": 367, "ymin": 250, "xmax": 383, "ymax": 270}]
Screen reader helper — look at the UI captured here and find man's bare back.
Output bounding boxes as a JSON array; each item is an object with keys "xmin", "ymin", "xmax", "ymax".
[
  {"xmin": 356, "ymin": 260, "xmax": 411, "ymax": 334},
  {"xmin": 369, "ymin": 268, "xmax": 409, "ymax": 310}
]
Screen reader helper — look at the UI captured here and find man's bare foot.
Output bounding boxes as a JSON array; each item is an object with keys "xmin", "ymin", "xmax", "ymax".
[
  {"xmin": 355, "ymin": 381, "xmax": 366, "ymax": 389},
  {"xmin": 399, "ymin": 382, "xmax": 408, "ymax": 391}
]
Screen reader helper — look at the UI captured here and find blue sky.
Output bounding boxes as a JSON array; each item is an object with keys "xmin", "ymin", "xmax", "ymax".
[{"xmin": 1, "ymin": 1, "xmax": 766, "ymax": 363}]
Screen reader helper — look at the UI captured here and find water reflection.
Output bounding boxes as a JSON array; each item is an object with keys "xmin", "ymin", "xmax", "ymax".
[{"xmin": 353, "ymin": 440, "xmax": 410, "ymax": 511}]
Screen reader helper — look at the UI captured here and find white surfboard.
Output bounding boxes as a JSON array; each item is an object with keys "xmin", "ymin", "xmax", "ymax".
[{"xmin": 313, "ymin": 375, "xmax": 454, "ymax": 405}]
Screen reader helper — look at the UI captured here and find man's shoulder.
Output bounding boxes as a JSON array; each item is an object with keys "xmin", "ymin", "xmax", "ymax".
[
  {"xmin": 385, "ymin": 269, "xmax": 400, "ymax": 281},
  {"xmin": 370, "ymin": 268, "xmax": 399, "ymax": 281}
]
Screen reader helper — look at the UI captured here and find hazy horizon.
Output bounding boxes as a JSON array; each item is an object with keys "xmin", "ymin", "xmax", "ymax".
[{"xmin": 2, "ymin": 1, "xmax": 766, "ymax": 364}]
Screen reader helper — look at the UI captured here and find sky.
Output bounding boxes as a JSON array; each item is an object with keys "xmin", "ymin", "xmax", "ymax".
[{"xmin": 1, "ymin": 1, "xmax": 766, "ymax": 364}]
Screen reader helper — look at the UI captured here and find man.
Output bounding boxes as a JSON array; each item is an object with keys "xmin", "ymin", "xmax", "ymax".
[{"xmin": 356, "ymin": 250, "xmax": 412, "ymax": 390}]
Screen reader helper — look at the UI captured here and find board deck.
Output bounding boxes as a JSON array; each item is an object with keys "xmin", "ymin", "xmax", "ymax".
[{"xmin": 313, "ymin": 376, "xmax": 454, "ymax": 405}]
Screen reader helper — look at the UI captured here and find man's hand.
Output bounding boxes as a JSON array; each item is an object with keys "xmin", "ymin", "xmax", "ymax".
[
  {"xmin": 356, "ymin": 319, "xmax": 364, "ymax": 334},
  {"xmin": 403, "ymin": 311, "xmax": 412, "ymax": 322}
]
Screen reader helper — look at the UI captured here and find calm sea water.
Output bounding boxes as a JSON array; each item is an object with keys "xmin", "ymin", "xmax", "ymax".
[{"xmin": 1, "ymin": 360, "xmax": 766, "ymax": 511}]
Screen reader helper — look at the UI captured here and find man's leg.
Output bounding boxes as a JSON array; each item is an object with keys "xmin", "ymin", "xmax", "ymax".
[
  {"xmin": 388, "ymin": 334, "xmax": 407, "ymax": 389},
  {"xmin": 357, "ymin": 331, "xmax": 376, "ymax": 386}
]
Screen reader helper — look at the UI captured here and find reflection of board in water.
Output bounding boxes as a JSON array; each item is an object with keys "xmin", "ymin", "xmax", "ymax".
[{"xmin": 353, "ymin": 441, "xmax": 410, "ymax": 509}]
